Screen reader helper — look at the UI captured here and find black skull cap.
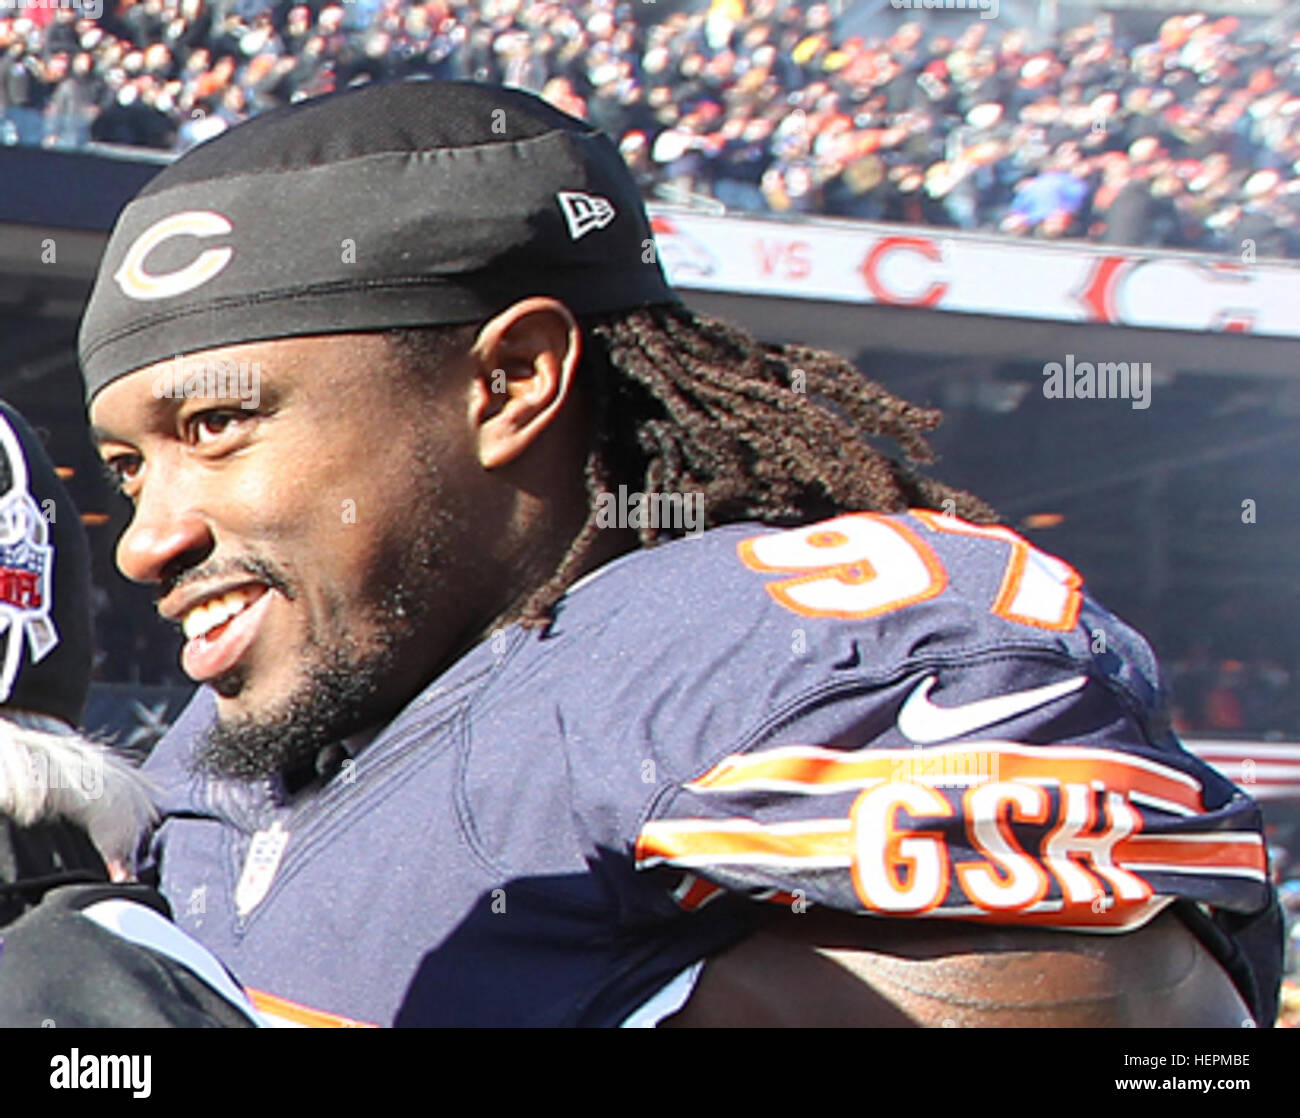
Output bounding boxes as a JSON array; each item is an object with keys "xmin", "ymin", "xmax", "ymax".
[{"xmin": 79, "ymin": 79, "xmax": 679, "ymax": 403}]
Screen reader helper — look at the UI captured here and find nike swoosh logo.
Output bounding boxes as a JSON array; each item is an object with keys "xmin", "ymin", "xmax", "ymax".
[{"xmin": 897, "ymin": 674, "xmax": 1089, "ymax": 744}]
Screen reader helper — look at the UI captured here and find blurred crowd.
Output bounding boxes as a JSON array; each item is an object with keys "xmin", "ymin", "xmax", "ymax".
[
  {"xmin": 2, "ymin": 0, "xmax": 1300, "ymax": 254},
  {"xmin": 1169, "ymin": 645, "xmax": 1300, "ymax": 738}
]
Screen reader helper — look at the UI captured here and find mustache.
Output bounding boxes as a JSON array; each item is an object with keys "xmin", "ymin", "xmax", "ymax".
[{"xmin": 158, "ymin": 555, "xmax": 295, "ymax": 615}]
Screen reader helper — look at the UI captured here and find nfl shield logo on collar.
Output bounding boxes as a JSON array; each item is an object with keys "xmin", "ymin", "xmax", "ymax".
[{"xmin": 235, "ymin": 822, "xmax": 291, "ymax": 917}]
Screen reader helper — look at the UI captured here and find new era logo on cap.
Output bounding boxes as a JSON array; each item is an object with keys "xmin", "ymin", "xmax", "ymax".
[
  {"xmin": 82, "ymin": 81, "xmax": 683, "ymax": 404},
  {"xmin": 557, "ymin": 191, "xmax": 616, "ymax": 240}
]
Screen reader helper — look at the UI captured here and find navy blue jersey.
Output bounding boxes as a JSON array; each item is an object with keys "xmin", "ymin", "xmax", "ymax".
[{"xmin": 140, "ymin": 511, "xmax": 1281, "ymax": 1026}]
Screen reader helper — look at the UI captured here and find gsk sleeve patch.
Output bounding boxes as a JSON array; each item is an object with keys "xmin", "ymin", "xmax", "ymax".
[{"xmin": 635, "ymin": 513, "xmax": 1270, "ymax": 932}]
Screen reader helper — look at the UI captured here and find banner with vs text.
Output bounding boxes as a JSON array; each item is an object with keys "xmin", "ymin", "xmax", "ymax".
[{"xmin": 648, "ymin": 208, "xmax": 1300, "ymax": 339}]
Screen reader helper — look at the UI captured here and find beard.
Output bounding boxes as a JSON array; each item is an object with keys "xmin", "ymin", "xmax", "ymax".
[
  {"xmin": 192, "ymin": 469, "xmax": 457, "ymax": 783},
  {"xmin": 193, "ymin": 615, "xmax": 411, "ymax": 783}
]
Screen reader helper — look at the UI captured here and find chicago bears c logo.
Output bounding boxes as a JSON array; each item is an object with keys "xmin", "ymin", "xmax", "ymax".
[{"xmin": 113, "ymin": 211, "xmax": 234, "ymax": 301}]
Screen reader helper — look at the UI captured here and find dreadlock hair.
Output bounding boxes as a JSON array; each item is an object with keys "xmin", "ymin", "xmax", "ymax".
[{"xmin": 387, "ymin": 302, "xmax": 997, "ymax": 629}]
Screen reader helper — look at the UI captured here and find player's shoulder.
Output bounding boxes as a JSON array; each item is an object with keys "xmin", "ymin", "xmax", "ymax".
[
  {"xmin": 562, "ymin": 509, "xmax": 1081, "ymax": 626},
  {"xmin": 552, "ymin": 508, "xmax": 1148, "ymax": 695},
  {"xmin": 521, "ymin": 509, "xmax": 1171, "ymax": 824},
  {"xmin": 141, "ymin": 684, "xmax": 215, "ymax": 811}
]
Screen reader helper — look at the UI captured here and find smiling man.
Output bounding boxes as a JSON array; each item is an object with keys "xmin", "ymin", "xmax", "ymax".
[
  {"xmin": 100, "ymin": 334, "xmax": 496, "ymax": 787},
  {"xmin": 80, "ymin": 80, "xmax": 1280, "ymax": 1027}
]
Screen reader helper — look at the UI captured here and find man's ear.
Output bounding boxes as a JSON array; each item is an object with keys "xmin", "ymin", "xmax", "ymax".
[{"xmin": 468, "ymin": 297, "xmax": 582, "ymax": 470}]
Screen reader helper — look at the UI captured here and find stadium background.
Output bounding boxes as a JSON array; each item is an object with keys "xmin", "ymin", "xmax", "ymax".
[{"xmin": 0, "ymin": 0, "xmax": 1297, "ymax": 1016}]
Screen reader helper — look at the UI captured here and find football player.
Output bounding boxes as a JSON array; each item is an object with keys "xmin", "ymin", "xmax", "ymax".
[
  {"xmin": 81, "ymin": 80, "xmax": 1280, "ymax": 1027},
  {"xmin": 0, "ymin": 400, "xmax": 259, "ymax": 1026}
]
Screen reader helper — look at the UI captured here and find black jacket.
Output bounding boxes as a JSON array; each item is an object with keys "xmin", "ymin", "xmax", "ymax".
[{"xmin": 0, "ymin": 718, "xmax": 257, "ymax": 1027}]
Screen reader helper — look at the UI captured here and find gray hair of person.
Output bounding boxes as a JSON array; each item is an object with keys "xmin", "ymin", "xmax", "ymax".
[{"xmin": 0, "ymin": 710, "xmax": 157, "ymax": 865}]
